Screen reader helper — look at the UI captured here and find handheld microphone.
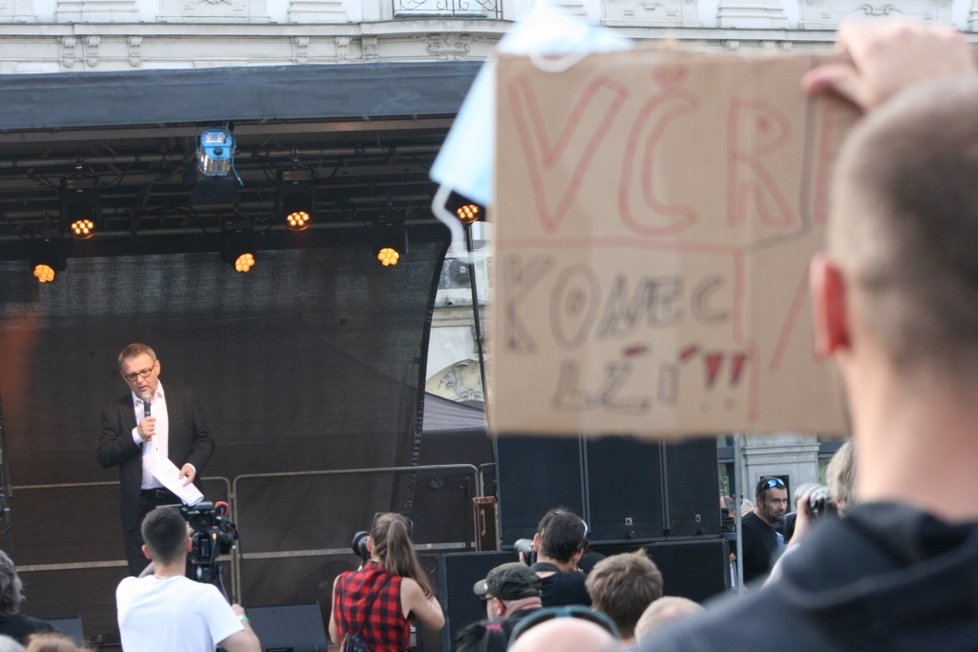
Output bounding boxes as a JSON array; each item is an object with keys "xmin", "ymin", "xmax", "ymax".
[{"xmin": 140, "ymin": 393, "xmax": 152, "ymax": 417}]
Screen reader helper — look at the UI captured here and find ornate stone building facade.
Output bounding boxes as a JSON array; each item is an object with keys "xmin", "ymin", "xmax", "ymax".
[{"xmin": 0, "ymin": 0, "xmax": 973, "ymax": 75}]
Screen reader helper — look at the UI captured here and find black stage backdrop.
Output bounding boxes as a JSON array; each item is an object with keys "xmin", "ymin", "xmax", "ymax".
[{"xmin": 0, "ymin": 232, "xmax": 454, "ymax": 646}]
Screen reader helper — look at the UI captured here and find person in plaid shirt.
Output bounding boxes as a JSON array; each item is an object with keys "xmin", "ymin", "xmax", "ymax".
[{"xmin": 328, "ymin": 513, "xmax": 444, "ymax": 650}]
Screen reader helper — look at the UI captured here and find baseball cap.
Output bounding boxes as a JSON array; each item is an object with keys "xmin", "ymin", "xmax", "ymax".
[{"xmin": 473, "ymin": 562, "xmax": 542, "ymax": 601}]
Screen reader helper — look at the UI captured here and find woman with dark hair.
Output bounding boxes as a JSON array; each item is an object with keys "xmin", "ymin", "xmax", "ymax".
[
  {"xmin": 328, "ymin": 513, "xmax": 444, "ymax": 651},
  {"xmin": 0, "ymin": 552, "xmax": 53, "ymax": 645}
]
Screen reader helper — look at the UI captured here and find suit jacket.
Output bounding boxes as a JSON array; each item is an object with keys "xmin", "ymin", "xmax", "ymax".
[{"xmin": 97, "ymin": 384, "xmax": 215, "ymax": 530}]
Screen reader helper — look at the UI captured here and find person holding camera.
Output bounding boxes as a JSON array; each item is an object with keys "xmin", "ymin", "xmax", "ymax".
[
  {"xmin": 526, "ymin": 509, "xmax": 592, "ymax": 608},
  {"xmin": 115, "ymin": 506, "xmax": 260, "ymax": 652},
  {"xmin": 97, "ymin": 343, "xmax": 215, "ymax": 577},
  {"xmin": 328, "ymin": 513, "xmax": 444, "ymax": 651}
]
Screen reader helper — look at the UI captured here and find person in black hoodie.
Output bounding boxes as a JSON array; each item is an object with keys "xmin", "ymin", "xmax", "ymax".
[{"xmin": 641, "ymin": 20, "xmax": 978, "ymax": 652}]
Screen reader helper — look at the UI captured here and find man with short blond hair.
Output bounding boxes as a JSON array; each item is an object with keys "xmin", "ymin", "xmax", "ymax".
[{"xmin": 585, "ymin": 550, "xmax": 662, "ymax": 649}]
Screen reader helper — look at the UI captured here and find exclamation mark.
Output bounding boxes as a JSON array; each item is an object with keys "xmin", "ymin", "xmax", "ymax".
[{"xmin": 705, "ymin": 353, "xmax": 723, "ymax": 387}]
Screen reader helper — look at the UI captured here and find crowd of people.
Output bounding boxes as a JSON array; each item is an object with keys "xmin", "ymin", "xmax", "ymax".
[{"xmin": 11, "ymin": 14, "xmax": 978, "ymax": 652}]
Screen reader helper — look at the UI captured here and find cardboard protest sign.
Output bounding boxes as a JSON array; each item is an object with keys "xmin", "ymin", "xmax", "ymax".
[{"xmin": 490, "ymin": 48, "xmax": 856, "ymax": 438}]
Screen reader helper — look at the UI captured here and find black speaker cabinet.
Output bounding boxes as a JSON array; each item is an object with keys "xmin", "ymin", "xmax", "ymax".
[
  {"xmin": 247, "ymin": 603, "xmax": 327, "ymax": 652},
  {"xmin": 592, "ymin": 538, "xmax": 730, "ymax": 603},
  {"xmin": 662, "ymin": 438, "xmax": 723, "ymax": 537},
  {"xmin": 497, "ymin": 436, "xmax": 720, "ymax": 546},
  {"xmin": 585, "ymin": 437, "xmax": 665, "ymax": 542},
  {"xmin": 647, "ymin": 538, "xmax": 730, "ymax": 602},
  {"xmin": 495, "ymin": 436, "xmax": 585, "ymax": 546},
  {"xmin": 436, "ymin": 550, "xmax": 515, "ymax": 651}
]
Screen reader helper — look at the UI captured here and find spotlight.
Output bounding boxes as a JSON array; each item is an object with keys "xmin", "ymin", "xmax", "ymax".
[
  {"xmin": 449, "ymin": 192, "xmax": 483, "ymax": 225},
  {"xmin": 61, "ymin": 176, "xmax": 100, "ymax": 240},
  {"xmin": 197, "ymin": 128, "xmax": 235, "ymax": 177},
  {"xmin": 221, "ymin": 229, "xmax": 257, "ymax": 274},
  {"xmin": 375, "ymin": 227, "xmax": 407, "ymax": 268},
  {"xmin": 276, "ymin": 168, "xmax": 315, "ymax": 231},
  {"xmin": 188, "ymin": 127, "xmax": 241, "ymax": 207},
  {"xmin": 29, "ymin": 238, "xmax": 66, "ymax": 284}
]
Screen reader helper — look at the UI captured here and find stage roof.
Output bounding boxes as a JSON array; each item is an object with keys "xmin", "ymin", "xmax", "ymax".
[{"xmin": 0, "ymin": 60, "xmax": 481, "ymax": 261}]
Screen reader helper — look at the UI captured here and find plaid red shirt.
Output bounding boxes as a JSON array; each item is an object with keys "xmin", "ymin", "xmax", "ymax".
[{"xmin": 333, "ymin": 561, "xmax": 408, "ymax": 651}]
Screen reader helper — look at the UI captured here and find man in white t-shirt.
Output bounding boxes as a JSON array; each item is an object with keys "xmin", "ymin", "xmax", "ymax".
[{"xmin": 116, "ymin": 506, "xmax": 260, "ymax": 652}]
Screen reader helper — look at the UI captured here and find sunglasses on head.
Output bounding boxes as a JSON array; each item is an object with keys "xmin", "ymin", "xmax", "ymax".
[
  {"xmin": 508, "ymin": 605, "xmax": 620, "ymax": 644},
  {"xmin": 761, "ymin": 478, "xmax": 785, "ymax": 492}
]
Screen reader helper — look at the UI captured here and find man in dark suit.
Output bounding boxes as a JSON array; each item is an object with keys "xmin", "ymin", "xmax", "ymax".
[{"xmin": 97, "ymin": 342, "xmax": 215, "ymax": 576}]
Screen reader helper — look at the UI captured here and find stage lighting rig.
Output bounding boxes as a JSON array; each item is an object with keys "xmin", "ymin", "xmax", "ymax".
[
  {"xmin": 276, "ymin": 168, "xmax": 315, "ymax": 231},
  {"xmin": 197, "ymin": 128, "xmax": 235, "ymax": 177},
  {"xmin": 189, "ymin": 126, "xmax": 242, "ymax": 207},
  {"xmin": 375, "ymin": 225, "xmax": 407, "ymax": 268},
  {"xmin": 220, "ymin": 221, "xmax": 257, "ymax": 274},
  {"xmin": 60, "ymin": 172, "xmax": 100, "ymax": 240},
  {"xmin": 29, "ymin": 236, "xmax": 66, "ymax": 284}
]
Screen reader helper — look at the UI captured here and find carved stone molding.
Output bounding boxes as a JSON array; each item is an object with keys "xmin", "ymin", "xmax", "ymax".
[
  {"xmin": 605, "ymin": 0, "xmax": 699, "ymax": 26},
  {"xmin": 60, "ymin": 36, "xmax": 78, "ymax": 68},
  {"xmin": 335, "ymin": 35, "xmax": 351, "ymax": 60},
  {"xmin": 127, "ymin": 35, "xmax": 142, "ymax": 67},
  {"xmin": 85, "ymin": 35, "xmax": 100, "ymax": 67},
  {"xmin": 158, "ymin": 0, "xmax": 270, "ymax": 23},
  {"xmin": 290, "ymin": 36, "xmax": 309, "ymax": 63},
  {"xmin": 288, "ymin": 0, "xmax": 349, "ymax": 22},
  {"xmin": 420, "ymin": 33, "xmax": 471, "ymax": 60},
  {"xmin": 717, "ymin": 0, "xmax": 787, "ymax": 28},
  {"xmin": 361, "ymin": 34, "xmax": 378, "ymax": 59},
  {"xmin": 799, "ymin": 0, "xmax": 951, "ymax": 28},
  {"xmin": 56, "ymin": 0, "xmax": 138, "ymax": 22}
]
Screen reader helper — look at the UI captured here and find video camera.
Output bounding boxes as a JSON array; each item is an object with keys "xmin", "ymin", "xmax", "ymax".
[{"xmin": 180, "ymin": 501, "xmax": 239, "ymax": 587}]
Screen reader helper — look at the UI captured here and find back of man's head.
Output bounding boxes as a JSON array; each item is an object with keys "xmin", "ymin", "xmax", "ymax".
[
  {"xmin": 585, "ymin": 550, "xmax": 663, "ymax": 640},
  {"xmin": 634, "ymin": 596, "xmax": 703, "ymax": 642},
  {"xmin": 0, "ymin": 551, "xmax": 23, "ymax": 617},
  {"xmin": 509, "ymin": 618, "xmax": 620, "ymax": 652},
  {"xmin": 536, "ymin": 509, "xmax": 588, "ymax": 563},
  {"xmin": 141, "ymin": 507, "xmax": 187, "ymax": 565},
  {"xmin": 830, "ymin": 78, "xmax": 978, "ymax": 379}
]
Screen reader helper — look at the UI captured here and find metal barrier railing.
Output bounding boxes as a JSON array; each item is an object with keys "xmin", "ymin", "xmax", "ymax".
[
  {"xmin": 13, "ymin": 464, "xmax": 483, "ymax": 604},
  {"xmin": 230, "ymin": 463, "xmax": 480, "ymax": 603}
]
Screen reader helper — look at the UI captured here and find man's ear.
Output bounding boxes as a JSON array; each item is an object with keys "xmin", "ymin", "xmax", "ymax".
[
  {"xmin": 810, "ymin": 253, "xmax": 850, "ymax": 358},
  {"xmin": 532, "ymin": 532, "xmax": 542, "ymax": 551},
  {"xmin": 142, "ymin": 544, "xmax": 153, "ymax": 561}
]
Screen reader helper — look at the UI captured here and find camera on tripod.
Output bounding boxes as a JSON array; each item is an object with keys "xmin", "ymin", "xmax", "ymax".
[{"xmin": 180, "ymin": 501, "xmax": 239, "ymax": 586}]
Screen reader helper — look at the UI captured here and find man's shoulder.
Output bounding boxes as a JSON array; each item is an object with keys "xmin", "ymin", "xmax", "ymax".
[
  {"xmin": 740, "ymin": 512, "xmax": 768, "ymax": 532},
  {"xmin": 162, "ymin": 384, "xmax": 194, "ymax": 402},
  {"xmin": 103, "ymin": 393, "xmax": 132, "ymax": 413}
]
